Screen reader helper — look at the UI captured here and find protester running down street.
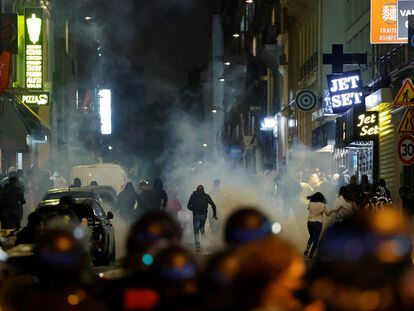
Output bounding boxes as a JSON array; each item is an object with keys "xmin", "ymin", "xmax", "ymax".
[
  {"xmin": 187, "ymin": 185, "xmax": 218, "ymax": 252},
  {"xmin": 117, "ymin": 182, "xmax": 137, "ymax": 224},
  {"xmin": 304, "ymin": 192, "xmax": 331, "ymax": 259},
  {"xmin": 331, "ymin": 186, "xmax": 355, "ymax": 223}
]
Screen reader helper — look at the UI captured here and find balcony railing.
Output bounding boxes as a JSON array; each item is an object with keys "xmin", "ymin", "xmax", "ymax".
[
  {"xmin": 378, "ymin": 45, "xmax": 410, "ymax": 76},
  {"xmin": 300, "ymin": 51, "xmax": 318, "ymax": 80}
]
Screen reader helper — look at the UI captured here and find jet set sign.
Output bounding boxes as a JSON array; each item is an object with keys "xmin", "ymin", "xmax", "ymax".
[
  {"xmin": 355, "ymin": 112, "xmax": 379, "ymax": 140},
  {"xmin": 327, "ymin": 70, "xmax": 364, "ymax": 114}
]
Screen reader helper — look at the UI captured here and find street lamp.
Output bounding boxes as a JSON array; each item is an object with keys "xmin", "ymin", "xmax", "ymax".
[
  {"xmin": 211, "ymin": 106, "xmax": 225, "ymax": 114},
  {"xmin": 246, "ymin": 0, "xmax": 254, "ymax": 3},
  {"xmin": 203, "ymin": 143, "xmax": 208, "ymax": 147},
  {"xmin": 85, "ymin": 16, "xmax": 93, "ymax": 21},
  {"xmin": 260, "ymin": 116, "xmax": 277, "ymax": 131},
  {"xmin": 219, "ymin": 77, "xmax": 225, "ymax": 82},
  {"xmin": 224, "ymin": 61, "xmax": 231, "ymax": 66},
  {"xmin": 232, "ymin": 33, "xmax": 240, "ymax": 38}
]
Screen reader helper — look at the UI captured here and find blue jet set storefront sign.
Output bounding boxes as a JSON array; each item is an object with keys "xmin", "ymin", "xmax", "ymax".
[{"xmin": 327, "ymin": 70, "xmax": 364, "ymax": 114}]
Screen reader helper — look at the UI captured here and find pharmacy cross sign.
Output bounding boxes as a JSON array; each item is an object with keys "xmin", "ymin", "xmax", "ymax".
[{"xmin": 323, "ymin": 44, "xmax": 368, "ymax": 74}]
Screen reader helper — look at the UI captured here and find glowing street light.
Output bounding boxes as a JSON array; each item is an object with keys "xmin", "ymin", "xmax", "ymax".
[
  {"xmin": 108, "ymin": 146, "xmax": 113, "ymax": 150},
  {"xmin": 232, "ymin": 33, "xmax": 240, "ymax": 38},
  {"xmin": 198, "ymin": 161, "xmax": 203, "ymax": 164},
  {"xmin": 85, "ymin": 16, "xmax": 93, "ymax": 21},
  {"xmin": 219, "ymin": 78, "xmax": 225, "ymax": 82},
  {"xmin": 203, "ymin": 143, "xmax": 208, "ymax": 147},
  {"xmin": 272, "ymin": 222, "xmax": 282, "ymax": 234},
  {"xmin": 260, "ymin": 116, "xmax": 277, "ymax": 131},
  {"xmin": 211, "ymin": 106, "xmax": 225, "ymax": 114},
  {"xmin": 246, "ymin": 0, "xmax": 254, "ymax": 3},
  {"xmin": 224, "ymin": 61, "xmax": 231, "ymax": 66}
]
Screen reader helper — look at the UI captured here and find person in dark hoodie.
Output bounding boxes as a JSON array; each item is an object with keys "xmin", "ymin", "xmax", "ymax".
[
  {"xmin": 117, "ymin": 182, "xmax": 137, "ymax": 223},
  {"xmin": 1, "ymin": 176, "xmax": 26, "ymax": 229},
  {"xmin": 187, "ymin": 185, "xmax": 217, "ymax": 252},
  {"xmin": 137, "ymin": 180, "xmax": 152, "ymax": 214},
  {"xmin": 150, "ymin": 178, "xmax": 168, "ymax": 210}
]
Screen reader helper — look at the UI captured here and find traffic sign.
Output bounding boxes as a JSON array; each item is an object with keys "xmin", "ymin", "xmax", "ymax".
[
  {"xmin": 393, "ymin": 79, "xmax": 414, "ymax": 106},
  {"xmin": 296, "ymin": 90, "xmax": 317, "ymax": 111},
  {"xmin": 398, "ymin": 135, "xmax": 414, "ymax": 165},
  {"xmin": 398, "ymin": 108, "xmax": 414, "ymax": 133}
]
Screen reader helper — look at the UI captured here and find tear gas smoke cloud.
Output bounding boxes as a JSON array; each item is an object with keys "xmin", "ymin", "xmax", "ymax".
[
  {"xmin": 159, "ymin": 105, "xmax": 340, "ymax": 251},
  {"xmin": 48, "ymin": 1, "xmax": 341, "ymax": 257}
]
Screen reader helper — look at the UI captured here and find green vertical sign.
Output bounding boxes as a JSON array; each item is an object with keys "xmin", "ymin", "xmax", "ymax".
[{"xmin": 25, "ymin": 8, "xmax": 43, "ymax": 90}]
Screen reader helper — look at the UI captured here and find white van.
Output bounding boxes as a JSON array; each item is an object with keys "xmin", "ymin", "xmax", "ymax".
[{"xmin": 70, "ymin": 163, "xmax": 128, "ymax": 194}]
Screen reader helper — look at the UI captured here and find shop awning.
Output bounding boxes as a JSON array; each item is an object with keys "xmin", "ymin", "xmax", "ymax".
[{"xmin": 5, "ymin": 93, "xmax": 50, "ymax": 141}]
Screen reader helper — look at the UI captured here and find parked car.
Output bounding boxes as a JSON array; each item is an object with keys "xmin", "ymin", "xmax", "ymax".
[
  {"xmin": 37, "ymin": 198, "xmax": 115, "ymax": 266},
  {"xmin": 41, "ymin": 187, "xmax": 102, "ymax": 205}
]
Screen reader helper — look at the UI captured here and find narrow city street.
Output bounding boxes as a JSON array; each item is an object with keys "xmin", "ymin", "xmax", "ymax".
[{"xmin": 1, "ymin": 0, "xmax": 414, "ymax": 310}]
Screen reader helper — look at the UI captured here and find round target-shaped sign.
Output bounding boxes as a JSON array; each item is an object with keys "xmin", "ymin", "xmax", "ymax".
[{"xmin": 296, "ymin": 90, "xmax": 317, "ymax": 111}]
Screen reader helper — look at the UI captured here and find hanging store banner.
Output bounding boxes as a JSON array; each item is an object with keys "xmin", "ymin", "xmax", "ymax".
[
  {"xmin": 371, "ymin": 0, "xmax": 405, "ymax": 44},
  {"xmin": 397, "ymin": 0, "xmax": 414, "ymax": 39},
  {"xmin": 354, "ymin": 111, "xmax": 379, "ymax": 141},
  {"xmin": 25, "ymin": 8, "xmax": 43, "ymax": 90},
  {"xmin": 0, "ymin": 51, "xmax": 12, "ymax": 95},
  {"xmin": 336, "ymin": 109, "xmax": 379, "ymax": 148},
  {"xmin": 327, "ymin": 70, "xmax": 364, "ymax": 114}
]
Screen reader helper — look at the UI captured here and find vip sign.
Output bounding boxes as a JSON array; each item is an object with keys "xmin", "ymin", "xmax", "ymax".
[
  {"xmin": 371, "ymin": 0, "xmax": 405, "ymax": 44},
  {"xmin": 25, "ymin": 8, "xmax": 43, "ymax": 90},
  {"xmin": 327, "ymin": 70, "xmax": 364, "ymax": 114},
  {"xmin": 355, "ymin": 112, "xmax": 379, "ymax": 140},
  {"xmin": 20, "ymin": 93, "xmax": 49, "ymax": 106},
  {"xmin": 397, "ymin": 0, "xmax": 414, "ymax": 39}
]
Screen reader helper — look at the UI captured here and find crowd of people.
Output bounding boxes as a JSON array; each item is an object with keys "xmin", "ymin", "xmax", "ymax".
[
  {"xmin": 0, "ymin": 202, "xmax": 411, "ymax": 310},
  {"xmin": 1, "ymin": 165, "xmax": 414, "ymax": 310}
]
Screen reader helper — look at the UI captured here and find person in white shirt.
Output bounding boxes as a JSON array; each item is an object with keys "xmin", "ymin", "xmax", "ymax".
[
  {"xmin": 304, "ymin": 192, "xmax": 331, "ymax": 259},
  {"xmin": 331, "ymin": 186, "xmax": 355, "ymax": 222}
]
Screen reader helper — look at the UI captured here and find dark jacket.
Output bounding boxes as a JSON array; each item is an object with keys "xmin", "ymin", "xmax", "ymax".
[
  {"xmin": 149, "ymin": 189, "xmax": 168, "ymax": 210},
  {"xmin": 187, "ymin": 190, "xmax": 217, "ymax": 216},
  {"xmin": 347, "ymin": 183, "xmax": 362, "ymax": 203},
  {"xmin": 138, "ymin": 189, "xmax": 154, "ymax": 213},
  {"xmin": 117, "ymin": 189, "xmax": 137, "ymax": 217},
  {"xmin": 1, "ymin": 183, "xmax": 25, "ymax": 213}
]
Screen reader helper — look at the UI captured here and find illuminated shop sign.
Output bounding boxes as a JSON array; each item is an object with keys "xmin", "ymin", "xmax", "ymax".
[
  {"xmin": 20, "ymin": 93, "xmax": 49, "ymax": 106},
  {"xmin": 99, "ymin": 89, "xmax": 112, "ymax": 135},
  {"xmin": 370, "ymin": 0, "xmax": 405, "ymax": 44},
  {"xmin": 354, "ymin": 112, "xmax": 379, "ymax": 140},
  {"xmin": 327, "ymin": 70, "xmax": 364, "ymax": 114},
  {"xmin": 25, "ymin": 8, "xmax": 43, "ymax": 90},
  {"xmin": 336, "ymin": 109, "xmax": 379, "ymax": 147},
  {"xmin": 397, "ymin": 0, "xmax": 414, "ymax": 39}
]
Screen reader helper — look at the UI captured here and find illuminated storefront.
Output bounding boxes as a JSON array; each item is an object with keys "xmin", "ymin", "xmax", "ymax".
[
  {"xmin": 335, "ymin": 108, "xmax": 380, "ymax": 182},
  {"xmin": 365, "ymin": 89, "xmax": 397, "ymax": 195}
]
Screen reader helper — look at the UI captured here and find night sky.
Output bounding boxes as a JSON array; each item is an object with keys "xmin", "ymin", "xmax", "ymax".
[{"xmin": 96, "ymin": 0, "xmax": 219, "ymax": 101}]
